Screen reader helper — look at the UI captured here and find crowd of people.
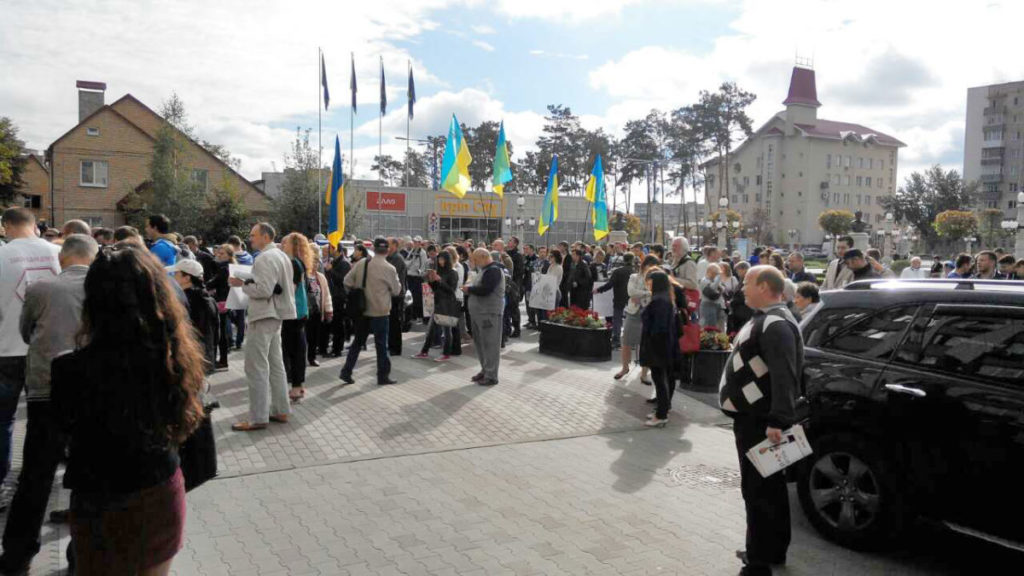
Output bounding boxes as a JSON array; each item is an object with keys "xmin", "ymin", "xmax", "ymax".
[{"xmin": 3, "ymin": 204, "xmax": 1023, "ymax": 575}]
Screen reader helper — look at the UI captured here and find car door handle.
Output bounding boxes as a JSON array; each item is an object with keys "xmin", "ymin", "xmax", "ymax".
[{"xmin": 884, "ymin": 383, "xmax": 927, "ymax": 398}]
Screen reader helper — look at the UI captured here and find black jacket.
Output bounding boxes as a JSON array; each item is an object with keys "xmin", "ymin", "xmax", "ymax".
[
  {"xmin": 596, "ymin": 265, "xmax": 632, "ymax": 310},
  {"xmin": 429, "ymin": 268, "xmax": 460, "ymax": 317},
  {"xmin": 522, "ymin": 254, "xmax": 537, "ymax": 292},
  {"xmin": 508, "ymin": 248, "xmax": 525, "ymax": 288},
  {"xmin": 184, "ymin": 286, "xmax": 218, "ymax": 373},
  {"xmin": 640, "ymin": 298, "xmax": 679, "ymax": 368},
  {"xmin": 208, "ymin": 261, "xmax": 231, "ymax": 304},
  {"xmin": 387, "ymin": 253, "xmax": 408, "ymax": 300},
  {"xmin": 195, "ymin": 249, "xmax": 218, "ymax": 284},
  {"xmin": 326, "ymin": 256, "xmax": 351, "ymax": 308}
]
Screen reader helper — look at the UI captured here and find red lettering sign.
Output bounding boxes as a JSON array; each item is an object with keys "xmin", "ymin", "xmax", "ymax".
[{"xmin": 366, "ymin": 191, "xmax": 407, "ymax": 212}]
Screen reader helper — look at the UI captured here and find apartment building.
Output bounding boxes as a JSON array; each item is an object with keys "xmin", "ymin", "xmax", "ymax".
[
  {"xmin": 703, "ymin": 66, "xmax": 905, "ymax": 247},
  {"xmin": 964, "ymin": 81, "xmax": 1024, "ymax": 216}
]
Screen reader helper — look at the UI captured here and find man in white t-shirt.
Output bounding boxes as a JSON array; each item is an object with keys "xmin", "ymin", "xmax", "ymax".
[
  {"xmin": 899, "ymin": 257, "xmax": 929, "ymax": 279},
  {"xmin": 0, "ymin": 208, "xmax": 60, "ymax": 489}
]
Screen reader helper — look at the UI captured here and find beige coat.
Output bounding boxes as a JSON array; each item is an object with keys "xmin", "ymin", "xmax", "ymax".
[
  {"xmin": 310, "ymin": 271, "xmax": 334, "ymax": 321},
  {"xmin": 343, "ymin": 256, "xmax": 401, "ymax": 318}
]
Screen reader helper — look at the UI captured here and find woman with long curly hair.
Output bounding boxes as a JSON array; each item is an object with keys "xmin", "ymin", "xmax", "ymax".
[
  {"xmin": 51, "ymin": 246, "xmax": 204, "ymax": 576},
  {"xmin": 280, "ymin": 233, "xmax": 313, "ymax": 401}
]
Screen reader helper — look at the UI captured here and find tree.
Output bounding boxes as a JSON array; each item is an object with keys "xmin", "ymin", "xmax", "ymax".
[
  {"xmin": 148, "ymin": 118, "xmax": 207, "ymax": 235},
  {"xmin": 934, "ymin": 210, "xmax": 978, "ymax": 243},
  {"xmin": 200, "ymin": 175, "xmax": 250, "ymax": 243},
  {"xmin": 272, "ymin": 128, "xmax": 320, "ymax": 237},
  {"xmin": 401, "ymin": 148, "xmax": 431, "ymax": 188},
  {"xmin": 694, "ymin": 83, "xmax": 756, "ymax": 210},
  {"xmin": 882, "ymin": 165, "xmax": 978, "ymax": 250},
  {"xmin": 465, "ymin": 120, "xmax": 499, "ymax": 192},
  {"xmin": 371, "ymin": 154, "xmax": 404, "ymax": 186},
  {"xmin": 818, "ymin": 209, "xmax": 855, "ymax": 239},
  {"xmin": 978, "ymin": 208, "xmax": 1007, "ymax": 249},
  {"xmin": 746, "ymin": 207, "xmax": 774, "ymax": 246},
  {"xmin": 621, "ymin": 212, "xmax": 646, "ymax": 243},
  {"xmin": 667, "ymin": 106, "xmax": 708, "ymax": 238},
  {"xmin": 0, "ymin": 117, "xmax": 26, "ymax": 204}
]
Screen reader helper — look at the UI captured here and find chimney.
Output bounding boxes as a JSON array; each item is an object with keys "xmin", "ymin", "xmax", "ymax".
[
  {"xmin": 783, "ymin": 66, "xmax": 820, "ymax": 130},
  {"xmin": 76, "ymin": 80, "xmax": 107, "ymax": 122}
]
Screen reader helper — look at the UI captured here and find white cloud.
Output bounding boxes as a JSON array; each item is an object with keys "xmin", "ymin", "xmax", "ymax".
[
  {"xmin": 530, "ymin": 49, "xmax": 546, "ymax": 56},
  {"xmin": 471, "ymin": 24, "xmax": 497, "ymax": 35},
  {"xmin": 530, "ymin": 49, "xmax": 589, "ymax": 60},
  {"xmin": 491, "ymin": 0, "xmax": 666, "ymax": 22},
  {"xmin": 472, "ymin": 40, "xmax": 496, "ymax": 52},
  {"xmin": 585, "ymin": 0, "xmax": 1024, "ymax": 187}
]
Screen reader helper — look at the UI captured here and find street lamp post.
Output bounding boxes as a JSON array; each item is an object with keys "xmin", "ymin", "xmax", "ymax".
[
  {"xmin": 717, "ymin": 196, "xmax": 729, "ymax": 250},
  {"xmin": 964, "ymin": 235, "xmax": 977, "ymax": 255},
  {"xmin": 787, "ymin": 229, "xmax": 798, "ymax": 253},
  {"xmin": 1016, "ymin": 192, "xmax": 1024, "ymax": 259},
  {"xmin": 885, "ymin": 212, "xmax": 894, "ymax": 258}
]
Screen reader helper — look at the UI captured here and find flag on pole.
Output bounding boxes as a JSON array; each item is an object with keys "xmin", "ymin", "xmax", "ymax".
[
  {"xmin": 325, "ymin": 136, "xmax": 346, "ymax": 246},
  {"xmin": 407, "ymin": 64, "xmax": 416, "ymax": 120},
  {"xmin": 491, "ymin": 121, "xmax": 512, "ymax": 197},
  {"xmin": 538, "ymin": 155, "xmax": 559, "ymax": 236},
  {"xmin": 586, "ymin": 154, "xmax": 609, "ymax": 241},
  {"xmin": 440, "ymin": 114, "xmax": 473, "ymax": 198},
  {"xmin": 379, "ymin": 57, "xmax": 387, "ymax": 115},
  {"xmin": 321, "ymin": 53, "xmax": 330, "ymax": 110},
  {"xmin": 350, "ymin": 53, "xmax": 357, "ymax": 113}
]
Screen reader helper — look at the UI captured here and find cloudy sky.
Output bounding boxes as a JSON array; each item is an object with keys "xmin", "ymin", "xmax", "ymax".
[{"xmin": 3, "ymin": 0, "xmax": 1022, "ymax": 208}]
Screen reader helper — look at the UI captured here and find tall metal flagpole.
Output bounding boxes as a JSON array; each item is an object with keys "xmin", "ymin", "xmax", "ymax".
[
  {"xmin": 378, "ymin": 55, "xmax": 384, "ymax": 236},
  {"xmin": 405, "ymin": 60, "xmax": 411, "ymax": 188},
  {"xmin": 350, "ymin": 53, "xmax": 355, "ymax": 237},
  {"xmin": 318, "ymin": 47, "xmax": 323, "ymax": 235}
]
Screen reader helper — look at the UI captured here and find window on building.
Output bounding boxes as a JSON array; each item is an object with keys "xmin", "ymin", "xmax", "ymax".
[
  {"xmin": 987, "ymin": 200, "xmax": 998, "ymax": 209},
  {"xmin": 866, "ymin": 194, "xmax": 871, "ymax": 205},
  {"xmin": 732, "ymin": 194, "xmax": 739, "ymax": 205},
  {"xmin": 1010, "ymin": 200, "xmax": 1017, "ymax": 210},
  {"xmin": 756, "ymin": 175, "xmax": 762, "ymax": 185},
  {"xmin": 880, "ymin": 160, "xmax": 884, "ymax": 171},
  {"xmin": 832, "ymin": 174, "xmax": 840, "ymax": 185},
  {"xmin": 743, "ymin": 194, "xmax": 749, "ymax": 204},
  {"xmin": 844, "ymin": 156, "xmax": 851, "ymax": 168},
  {"xmin": 743, "ymin": 176, "xmax": 749, "ymax": 186},
  {"xmin": 878, "ymin": 178, "xmax": 883, "ymax": 189},
  {"xmin": 856, "ymin": 176, "xmax": 863, "ymax": 187},
  {"xmin": 1012, "ymin": 183, "xmax": 1019, "ymax": 192},
  {"xmin": 858, "ymin": 157, "xmax": 864, "ymax": 168},
  {"xmin": 833, "ymin": 192, "xmax": 839, "ymax": 203},
  {"xmin": 856, "ymin": 195, "xmax": 862, "ymax": 205},
  {"xmin": 80, "ymin": 160, "xmax": 108, "ymax": 187},
  {"xmin": 755, "ymin": 193, "xmax": 762, "ymax": 202},
  {"xmin": 866, "ymin": 176, "xmax": 872, "ymax": 187},
  {"xmin": 876, "ymin": 214, "xmax": 883, "ymax": 223},
  {"xmin": 1012, "ymin": 166, "xmax": 1019, "ymax": 177},
  {"xmin": 86, "ymin": 127, "xmax": 100, "ymax": 137},
  {"xmin": 844, "ymin": 175, "xmax": 851, "ymax": 186},
  {"xmin": 869, "ymin": 158, "xmax": 874, "ymax": 169},
  {"xmin": 190, "ymin": 169, "xmax": 209, "ymax": 191},
  {"xmin": 21, "ymin": 195, "xmax": 41, "ymax": 209},
  {"xmin": 844, "ymin": 193, "xmax": 850, "ymax": 204},
  {"xmin": 83, "ymin": 216, "xmax": 104, "ymax": 228}
]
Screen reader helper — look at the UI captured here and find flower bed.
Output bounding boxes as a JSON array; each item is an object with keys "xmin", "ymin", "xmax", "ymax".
[
  {"xmin": 539, "ymin": 307, "xmax": 611, "ymax": 361},
  {"xmin": 685, "ymin": 327, "xmax": 733, "ymax": 392}
]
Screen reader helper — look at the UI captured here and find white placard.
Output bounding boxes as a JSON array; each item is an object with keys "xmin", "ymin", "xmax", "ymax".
[
  {"xmin": 226, "ymin": 264, "xmax": 252, "ymax": 310},
  {"xmin": 592, "ymin": 281, "xmax": 615, "ymax": 318},
  {"xmin": 528, "ymin": 274, "xmax": 559, "ymax": 311},
  {"xmin": 745, "ymin": 424, "xmax": 813, "ymax": 478}
]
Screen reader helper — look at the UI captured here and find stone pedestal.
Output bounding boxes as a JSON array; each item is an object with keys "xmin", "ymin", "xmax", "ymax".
[
  {"xmin": 608, "ymin": 230, "xmax": 628, "ymax": 246},
  {"xmin": 849, "ymin": 232, "xmax": 870, "ymax": 252}
]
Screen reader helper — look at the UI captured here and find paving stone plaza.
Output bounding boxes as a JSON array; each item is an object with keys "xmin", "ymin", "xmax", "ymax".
[{"xmin": 4, "ymin": 327, "xmax": 1016, "ymax": 575}]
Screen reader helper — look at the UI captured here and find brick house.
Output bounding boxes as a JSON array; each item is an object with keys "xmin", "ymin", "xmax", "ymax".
[
  {"xmin": 15, "ymin": 154, "xmax": 50, "ymax": 220},
  {"xmin": 43, "ymin": 81, "xmax": 269, "ymax": 229}
]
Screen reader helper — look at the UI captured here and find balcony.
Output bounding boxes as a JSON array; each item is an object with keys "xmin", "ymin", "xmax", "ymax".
[
  {"xmin": 980, "ymin": 173, "xmax": 1003, "ymax": 183},
  {"xmin": 982, "ymin": 140, "xmax": 1004, "ymax": 149},
  {"xmin": 984, "ymin": 105, "xmax": 1007, "ymax": 116},
  {"xmin": 981, "ymin": 157, "xmax": 1004, "ymax": 166}
]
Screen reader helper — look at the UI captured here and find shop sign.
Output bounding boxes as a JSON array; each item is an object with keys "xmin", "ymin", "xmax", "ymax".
[
  {"xmin": 367, "ymin": 191, "xmax": 406, "ymax": 212},
  {"xmin": 436, "ymin": 195, "xmax": 504, "ymax": 218}
]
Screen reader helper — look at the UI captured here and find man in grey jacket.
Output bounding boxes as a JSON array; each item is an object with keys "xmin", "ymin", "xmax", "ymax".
[
  {"xmin": 230, "ymin": 223, "xmax": 296, "ymax": 431},
  {"xmin": 463, "ymin": 249, "xmax": 505, "ymax": 386},
  {"xmin": 0, "ymin": 235, "xmax": 95, "ymax": 573},
  {"xmin": 403, "ymin": 236, "xmax": 428, "ymax": 325}
]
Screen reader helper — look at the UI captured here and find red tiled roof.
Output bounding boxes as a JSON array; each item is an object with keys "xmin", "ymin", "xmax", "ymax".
[
  {"xmin": 794, "ymin": 119, "xmax": 906, "ymax": 147},
  {"xmin": 783, "ymin": 67, "xmax": 820, "ymax": 107}
]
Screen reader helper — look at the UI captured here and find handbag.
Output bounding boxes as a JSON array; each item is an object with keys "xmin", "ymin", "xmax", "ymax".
[
  {"xmin": 179, "ymin": 408, "xmax": 217, "ymax": 492},
  {"xmin": 346, "ymin": 258, "xmax": 370, "ymax": 319},
  {"xmin": 434, "ymin": 314, "xmax": 460, "ymax": 327},
  {"xmin": 679, "ymin": 322, "xmax": 701, "ymax": 354}
]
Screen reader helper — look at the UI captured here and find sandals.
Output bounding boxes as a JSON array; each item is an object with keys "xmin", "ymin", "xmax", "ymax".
[
  {"xmin": 231, "ymin": 421, "xmax": 267, "ymax": 432},
  {"xmin": 289, "ymin": 388, "xmax": 305, "ymax": 402},
  {"xmin": 614, "ymin": 369, "xmax": 629, "ymax": 380}
]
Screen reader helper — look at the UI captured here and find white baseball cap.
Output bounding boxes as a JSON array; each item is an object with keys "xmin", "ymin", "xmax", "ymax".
[{"xmin": 166, "ymin": 259, "xmax": 204, "ymax": 278}]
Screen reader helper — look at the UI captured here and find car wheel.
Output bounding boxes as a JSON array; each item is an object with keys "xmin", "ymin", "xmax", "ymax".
[{"xmin": 797, "ymin": 433, "xmax": 907, "ymax": 551}]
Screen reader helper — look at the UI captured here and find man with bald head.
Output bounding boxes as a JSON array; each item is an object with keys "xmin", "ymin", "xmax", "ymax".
[
  {"xmin": 462, "ymin": 248, "xmax": 505, "ymax": 386},
  {"xmin": 719, "ymin": 265, "xmax": 804, "ymax": 575}
]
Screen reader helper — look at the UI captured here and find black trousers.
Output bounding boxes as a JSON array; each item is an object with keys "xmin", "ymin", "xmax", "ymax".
[
  {"xmin": 306, "ymin": 315, "xmax": 323, "ymax": 362},
  {"xmin": 329, "ymin": 310, "xmax": 348, "ymax": 354},
  {"xmin": 733, "ymin": 413, "xmax": 791, "ymax": 567},
  {"xmin": 407, "ymin": 276, "xmax": 425, "ymax": 323},
  {"xmin": 282, "ymin": 318, "xmax": 307, "ymax": 387},
  {"xmin": 650, "ymin": 366, "xmax": 674, "ymax": 419},
  {"xmin": 509, "ymin": 294, "xmax": 521, "ymax": 334},
  {"xmin": 388, "ymin": 298, "xmax": 404, "ymax": 355},
  {"xmin": 2, "ymin": 401, "xmax": 64, "ymax": 564},
  {"xmin": 217, "ymin": 312, "xmax": 230, "ymax": 363}
]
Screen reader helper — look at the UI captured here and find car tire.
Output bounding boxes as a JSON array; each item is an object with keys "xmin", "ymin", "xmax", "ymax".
[{"xmin": 797, "ymin": 433, "xmax": 908, "ymax": 551}]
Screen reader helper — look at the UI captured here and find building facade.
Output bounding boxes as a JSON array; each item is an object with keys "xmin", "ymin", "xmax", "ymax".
[
  {"xmin": 343, "ymin": 179, "xmax": 603, "ymax": 247},
  {"xmin": 43, "ymin": 81, "xmax": 269, "ymax": 228},
  {"xmin": 964, "ymin": 82, "xmax": 1024, "ymax": 216},
  {"xmin": 15, "ymin": 153, "xmax": 50, "ymax": 219},
  {"xmin": 703, "ymin": 66, "xmax": 905, "ymax": 247},
  {"xmin": 632, "ymin": 201, "xmax": 707, "ymax": 238}
]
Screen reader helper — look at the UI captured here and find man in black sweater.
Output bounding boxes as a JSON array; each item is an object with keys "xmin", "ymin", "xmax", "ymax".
[
  {"xmin": 719, "ymin": 265, "xmax": 803, "ymax": 576},
  {"xmin": 506, "ymin": 236, "xmax": 525, "ymax": 337},
  {"xmin": 594, "ymin": 252, "xmax": 633, "ymax": 348}
]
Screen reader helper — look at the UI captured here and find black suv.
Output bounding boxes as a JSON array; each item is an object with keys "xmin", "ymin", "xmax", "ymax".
[{"xmin": 796, "ymin": 279, "xmax": 1024, "ymax": 552}]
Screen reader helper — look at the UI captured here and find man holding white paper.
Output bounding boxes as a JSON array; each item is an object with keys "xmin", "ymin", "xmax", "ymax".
[{"xmin": 718, "ymin": 265, "xmax": 804, "ymax": 576}]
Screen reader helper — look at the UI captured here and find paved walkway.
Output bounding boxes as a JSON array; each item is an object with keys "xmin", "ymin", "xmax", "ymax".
[{"xmin": 2, "ymin": 324, "xmax": 1017, "ymax": 575}]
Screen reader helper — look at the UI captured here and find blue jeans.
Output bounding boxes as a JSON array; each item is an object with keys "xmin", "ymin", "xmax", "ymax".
[
  {"xmin": 341, "ymin": 316, "xmax": 391, "ymax": 383},
  {"xmin": 228, "ymin": 309, "xmax": 246, "ymax": 348},
  {"xmin": 0, "ymin": 356, "xmax": 26, "ymax": 487}
]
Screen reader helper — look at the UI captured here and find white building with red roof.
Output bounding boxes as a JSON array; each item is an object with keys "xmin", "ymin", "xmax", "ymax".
[{"xmin": 703, "ymin": 66, "xmax": 906, "ymax": 248}]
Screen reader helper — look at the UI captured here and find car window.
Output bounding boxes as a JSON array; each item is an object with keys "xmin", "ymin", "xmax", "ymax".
[
  {"xmin": 803, "ymin": 308, "xmax": 872, "ymax": 348},
  {"xmin": 918, "ymin": 313, "xmax": 1024, "ymax": 386},
  {"xmin": 819, "ymin": 305, "xmax": 919, "ymax": 360}
]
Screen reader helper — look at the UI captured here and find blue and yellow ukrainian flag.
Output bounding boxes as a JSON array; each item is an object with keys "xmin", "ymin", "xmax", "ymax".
[
  {"xmin": 538, "ymin": 154, "xmax": 559, "ymax": 236},
  {"xmin": 586, "ymin": 154, "xmax": 609, "ymax": 241},
  {"xmin": 491, "ymin": 120, "xmax": 512, "ymax": 197},
  {"xmin": 325, "ymin": 135, "xmax": 345, "ymax": 247},
  {"xmin": 440, "ymin": 114, "xmax": 472, "ymax": 198}
]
